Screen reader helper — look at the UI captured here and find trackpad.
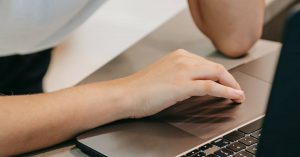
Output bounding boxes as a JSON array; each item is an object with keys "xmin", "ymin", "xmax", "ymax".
[{"xmin": 153, "ymin": 71, "xmax": 270, "ymax": 140}]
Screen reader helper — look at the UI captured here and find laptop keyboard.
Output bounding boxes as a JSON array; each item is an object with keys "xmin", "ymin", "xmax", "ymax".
[{"xmin": 180, "ymin": 118, "xmax": 263, "ymax": 157}]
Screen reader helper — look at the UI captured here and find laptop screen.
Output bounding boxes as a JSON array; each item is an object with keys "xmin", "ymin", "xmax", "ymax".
[{"xmin": 257, "ymin": 5, "xmax": 300, "ymax": 157}]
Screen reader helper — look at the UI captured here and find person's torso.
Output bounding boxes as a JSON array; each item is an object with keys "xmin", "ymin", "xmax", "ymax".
[{"xmin": 0, "ymin": 0, "xmax": 106, "ymax": 56}]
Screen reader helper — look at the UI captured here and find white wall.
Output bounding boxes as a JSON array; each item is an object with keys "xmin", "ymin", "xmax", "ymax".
[{"xmin": 44, "ymin": 0, "xmax": 187, "ymax": 92}]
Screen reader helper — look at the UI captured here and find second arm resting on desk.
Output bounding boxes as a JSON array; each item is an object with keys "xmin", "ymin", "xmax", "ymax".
[{"xmin": 188, "ymin": 0, "xmax": 265, "ymax": 57}]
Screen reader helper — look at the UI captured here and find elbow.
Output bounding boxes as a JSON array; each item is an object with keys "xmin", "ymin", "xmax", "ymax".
[
  {"xmin": 216, "ymin": 40, "xmax": 254, "ymax": 58},
  {"xmin": 214, "ymin": 30, "xmax": 262, "ymax": 58}
]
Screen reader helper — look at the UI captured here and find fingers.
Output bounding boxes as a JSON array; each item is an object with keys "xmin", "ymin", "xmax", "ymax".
[
  {"xmin": 191, "ymin": 64, "xmax": 241, "ymax": 90},
  {"xmin": 170, "ymin": 49, "xmax": 244, "ymax": 102},
  {"xmin": 221, "ymin": 69, "xmax": 242, "ymax": 90},
  {"xmin": 172, "ymin": 49, "xmax": 241, "ymax": 90},
  {"xmin": 191, "ymin": 80, "xmax": 245, "ymax": 103}
]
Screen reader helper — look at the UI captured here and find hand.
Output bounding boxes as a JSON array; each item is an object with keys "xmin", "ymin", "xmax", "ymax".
[{"xmin": 119, "ymin": 49, "xmax": 245, "ymax": 118}]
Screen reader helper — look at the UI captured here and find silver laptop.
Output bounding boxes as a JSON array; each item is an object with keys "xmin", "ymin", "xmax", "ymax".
[{"xmin": 75, "ymin": 50, "xmax": 278, "ymax": 157}]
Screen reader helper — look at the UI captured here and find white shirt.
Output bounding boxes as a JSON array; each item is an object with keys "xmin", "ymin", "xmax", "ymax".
[{"xmin": 0, "ymin": 0, "xmax": 106, "ymax": 57}]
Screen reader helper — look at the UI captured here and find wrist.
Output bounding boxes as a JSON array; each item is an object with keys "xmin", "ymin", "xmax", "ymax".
[
  {"xmin": 90, "ymin": 78, "xmax": 134, "ymax": 120},
  {"xmin": 67, "ymin": 80, "xmax": 132, "ymax": 131}
]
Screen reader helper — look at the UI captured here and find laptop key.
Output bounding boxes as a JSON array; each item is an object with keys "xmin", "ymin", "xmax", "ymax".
[
  {"xmin": 199, "ymin": 143, "xmax": 213, "ymax": 151},
  {"xmin": 215, "ymin": 148, "xmax": 234, "ymax": 157},
  {"xmin": 206, "ymin": 154, "xmax": 218, "ymax": 157},
  {"xmin": 246, "ymin": 144, "xmax": 258, "ymax": 155},
  {"xmin": 227, "ymin": 142, "xmax": 246, "ymax": 152},
  {"xmin": 250, "ymin": 130, "xmax": 261, "ymax": 139},
  {"xmin": 234, "ymin": 151, "xmax": 254, "ymax": 157},
  {"xmin": 211, "ymin": 138, "xmax": 230, "ymax": 148},
  {"xmin": 186, "ymin": 149, "xmax": 200, "ymax": 156},
  {"xmin": 238, "ymin": 119, "xmax": 263, "ymax": 134},
  {"xmin": 239, "ymin": 136, "xmax": 258, "ymax": 146},
  {"xmin": 193, "ymin": 152, "xmax": 205, "ymax": 157},
  {"xmin": 223, "ymin": 131, "xmax": 245, "ymax": 142}
]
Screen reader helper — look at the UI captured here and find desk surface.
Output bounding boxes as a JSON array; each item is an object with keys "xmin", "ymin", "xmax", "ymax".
[{"xmin": 31, "ymin": 0, "xmax": 290, "ymax": 156}]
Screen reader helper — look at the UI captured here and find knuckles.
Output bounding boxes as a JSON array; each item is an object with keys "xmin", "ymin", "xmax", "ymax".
[
  {"xmin": 174, "ymin": 57, "xmax": 191, "ymax": 70},
  {"xmin": 171, "ymin": 49, "xmax": 193, "ymax": 70},
  {"xmin": 164, "ymin": 49, "xmax": 228, "ymax": 89},
  {"xmin": 214, "ymin": 64, "xmax": 226, "ymax": 76},
  {"xmin": 172, "ymin": 49, "xmax": 190, "ymax": 56},
  {"xmin": 203, "ymin": 80, "xmax": 214, "ymax": 93}
]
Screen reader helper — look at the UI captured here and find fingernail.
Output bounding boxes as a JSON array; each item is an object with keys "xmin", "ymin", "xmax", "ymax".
[
  {"xmin": 234, "ymin": 89, "xmax": 244, "ymax": 96},
  {"xmin": 233, "ymin": 90, "xmax": 245, "ymax": 103}
]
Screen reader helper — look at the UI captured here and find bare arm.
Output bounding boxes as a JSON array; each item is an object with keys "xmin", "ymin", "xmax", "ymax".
[
  {"xmin": 0, "ymin": 80, "xmax": 129, "ymax": 156},
  {"xmin": 0, "ymin": 50, "xmax": 245, "ymax": 156},
  {"xmin": 188, "ymin": 0, "xmax": 265, "ymax": 57}
]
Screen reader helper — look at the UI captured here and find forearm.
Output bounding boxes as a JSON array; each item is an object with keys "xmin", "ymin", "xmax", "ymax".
[
  {"xmin": 0, "ymin": 50, "xmax": 246, "ymax": 156},
  {"xmin": 188, "ymin": 0, "xmax": 265, "ymax": 57},
  {"xmin": 0, "ymin": 79, "xmax": 129, "ymax": 156}
]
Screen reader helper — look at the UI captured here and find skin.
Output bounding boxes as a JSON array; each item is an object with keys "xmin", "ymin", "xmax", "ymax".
[
  {"xmin": 0, "ymin": 50, "xmax": 245, "ymax": 156},
  {"xmin": 188, "ymin": 0, "xmax": 265, "ymax": 57},
  {"xmin": 0, "ymin": 1, "xmax": 265, "ymax": 155}
]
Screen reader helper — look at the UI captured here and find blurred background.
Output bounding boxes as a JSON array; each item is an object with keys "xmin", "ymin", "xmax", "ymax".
[{"xmin": 263, "ymin": 0, "xmax": 299, "ymax": 41}]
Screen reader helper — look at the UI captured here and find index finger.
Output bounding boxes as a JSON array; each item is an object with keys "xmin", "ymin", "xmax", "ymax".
[
  {"xmin": 191, "ymin": 64, "xmax": 242, "ymax": 90},
  {"xmin": 177, "ymin": 50, "xmax": 242, "ymax": 90}
]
